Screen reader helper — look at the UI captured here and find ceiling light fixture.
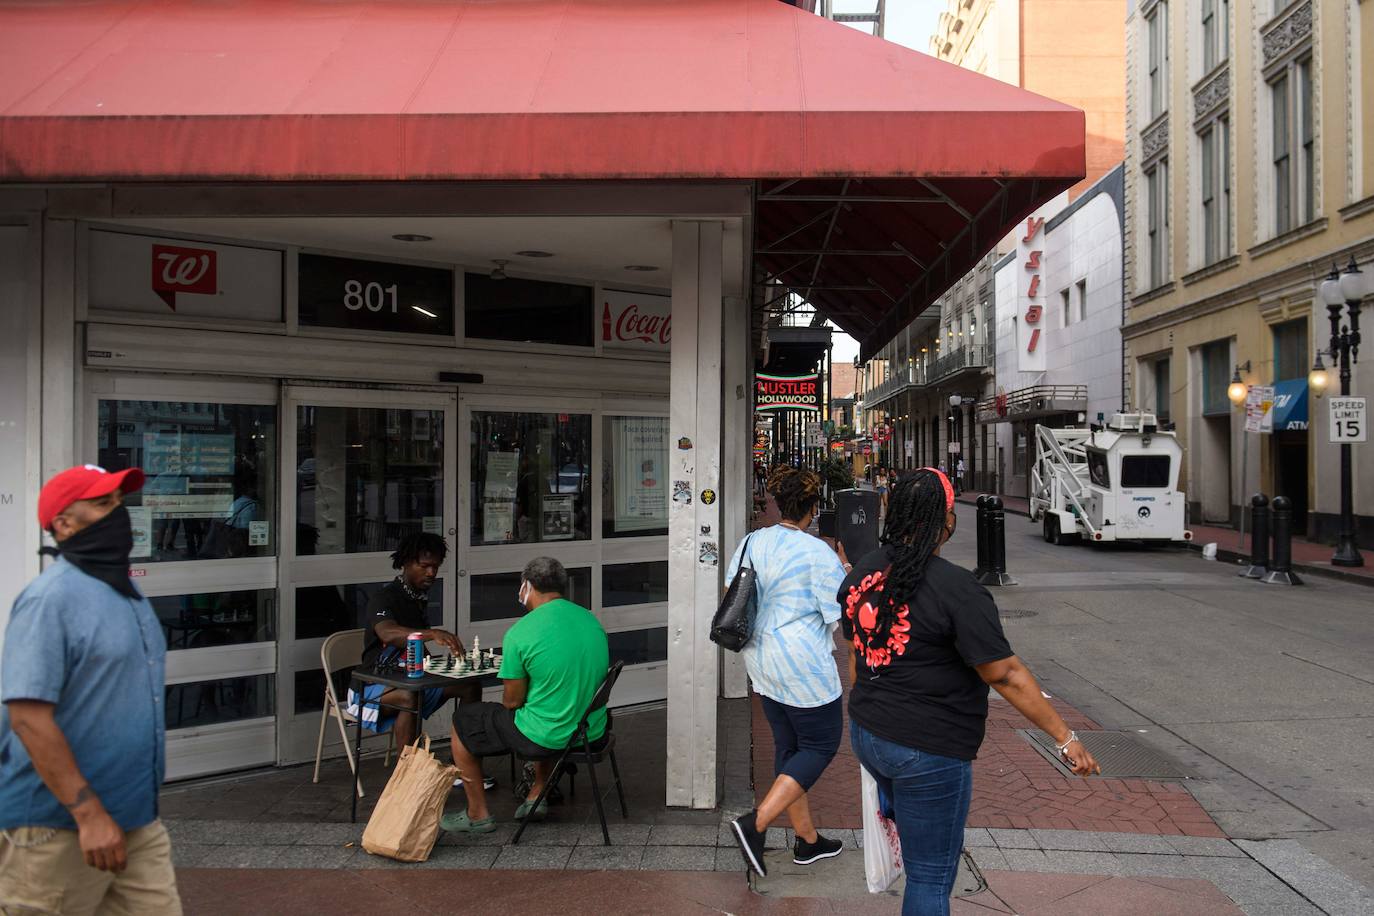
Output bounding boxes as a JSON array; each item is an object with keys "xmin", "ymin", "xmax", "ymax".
[
  {"xmin": 412, "ymin": 305, "xmax": 438, "ymax": 319},
  {"xmin": 515, "ymin": 250, "xmax": 555, "ymax": 258},
  {"xmin": 624, "ymin": 265, "xmax": 659, "ymax": 272},
  {"xmin": 392, "ymin": 234, "xmax": 433, "ymax": 242},
  {"xmin": 490, "ymin": 259, "xmax": 509, "ymax": 280}
]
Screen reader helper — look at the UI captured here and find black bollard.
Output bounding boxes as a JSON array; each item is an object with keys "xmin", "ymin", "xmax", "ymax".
[
  {"xmin": 1263, "ymin": 495, "xmax": 1302, "ymax": 586},
  {"xmin": 976, "ymin": 496, "xmax": 1017, "ymax": 586},
  {"xmin": 1241, "ymin": 494, "xmax": 1270, "ymax": 579},
  {"xmin": 973, "ymin": 495, "xmax": 990, "ymax": 578}
]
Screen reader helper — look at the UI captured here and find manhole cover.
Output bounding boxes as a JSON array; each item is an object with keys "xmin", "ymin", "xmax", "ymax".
[
  {"xmin": 1019, "ymin": 729, "xmax": 1193, "ymax": 780},
  {"xmin": 999, "ymin": 609, "xmax": 1039, "ymax": 620}
]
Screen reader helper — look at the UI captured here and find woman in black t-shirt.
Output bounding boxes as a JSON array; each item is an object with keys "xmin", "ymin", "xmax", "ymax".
[{"xmin": 837, "ymin": 468, "xmax": 1099, "ymax": 916}]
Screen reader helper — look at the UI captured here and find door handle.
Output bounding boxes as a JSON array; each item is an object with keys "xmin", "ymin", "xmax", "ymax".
[{"xmin": 457, "ymin": 569, "xmax": 467, "ymax": 577}]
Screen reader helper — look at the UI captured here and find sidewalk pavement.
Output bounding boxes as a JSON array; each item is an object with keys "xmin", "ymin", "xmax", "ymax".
[{"xmin": 955, "ymin": 490, "xmax": 1373, "ymax": 585}]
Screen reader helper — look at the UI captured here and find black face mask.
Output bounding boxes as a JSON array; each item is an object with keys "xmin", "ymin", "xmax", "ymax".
[{"xmin": 45, "ymin": 506, "xmax": 139, "ymax": 599}]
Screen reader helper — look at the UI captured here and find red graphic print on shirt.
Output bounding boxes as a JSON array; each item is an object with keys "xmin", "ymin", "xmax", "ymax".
[{"xmin": 844, "ymin": 570, "xmax": 911, "ymax": 669}]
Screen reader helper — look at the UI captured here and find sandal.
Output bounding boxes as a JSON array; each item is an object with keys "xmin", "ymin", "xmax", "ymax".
[
  {"xmin": 440, "ymin": 810, "xmax": 496, "ymax": 834},
  {"xmin": 514, "ymin": 798, "xmax": 549, "ymax": 821}
]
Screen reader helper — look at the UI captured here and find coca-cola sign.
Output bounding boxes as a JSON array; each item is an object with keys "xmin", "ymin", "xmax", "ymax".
[
  {"xmin": 151, "ymin": 244, "xmax": 217, "ymax": 310},
  {"xmin": 601, "ymin": 289, "xmax": 670, "ymax": 352}
]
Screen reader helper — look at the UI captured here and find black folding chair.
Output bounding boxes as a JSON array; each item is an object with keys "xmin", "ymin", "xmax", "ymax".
[{"xmin": 512, "ymin": 661, "xmax": 628, "ymax": 846}]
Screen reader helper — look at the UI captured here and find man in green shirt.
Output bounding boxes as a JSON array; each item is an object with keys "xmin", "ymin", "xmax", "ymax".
[{"xmin": 442, "ymin": 557, "xmax": 609, "ymax": 833}]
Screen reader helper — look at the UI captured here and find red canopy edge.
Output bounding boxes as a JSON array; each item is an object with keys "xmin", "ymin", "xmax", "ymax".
[{"xmin": 0, "ymin": 109, "xmax": 1083, "ymax": 183}]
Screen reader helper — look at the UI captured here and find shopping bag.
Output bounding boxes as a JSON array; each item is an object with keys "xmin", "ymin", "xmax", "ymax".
[
  {"xmin": 860, "ymin": 764, "xmax": 904, "ymax": 894},
  {"xmin": 361, "ymin": 735, "xmax": 460, "ymax": 862}
]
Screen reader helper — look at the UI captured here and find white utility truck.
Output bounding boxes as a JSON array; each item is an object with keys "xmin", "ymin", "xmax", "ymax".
[{"xmin": 1028, "ymin": 412, "xmax": 1193, "ymax": 545}]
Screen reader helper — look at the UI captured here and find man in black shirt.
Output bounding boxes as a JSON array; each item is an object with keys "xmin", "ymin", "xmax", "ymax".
[{"xmin": 347, "ymin": 533, "xmax": 478, "ymax": 750}]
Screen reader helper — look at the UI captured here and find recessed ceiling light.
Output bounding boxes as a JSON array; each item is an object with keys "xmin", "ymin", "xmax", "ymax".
[
  {"xmin": 624, "ymin": 265, "xmax": 658, "ymax": 272},
  {"xmin": 515, "ymin": 250, "xmax": 555, "ymax": 258},
  {"xmin": 392, "ymin": 234, "xmax": 433, "ymax": 242}
]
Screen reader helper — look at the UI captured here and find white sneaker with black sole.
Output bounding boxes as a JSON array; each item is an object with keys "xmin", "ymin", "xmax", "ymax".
[
  {"xmin": 793, "ymin": 832, "xmax": 844, "ymax": 865},
  {"xmin": 729, "ymin": 810, "xmax": 768, "ymax": 877},
  {"xmin": 453, "ymin": 775, "xmax": 497, "ymax": 790}
]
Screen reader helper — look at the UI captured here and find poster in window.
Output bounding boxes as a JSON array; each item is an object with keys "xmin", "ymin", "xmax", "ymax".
[
  {"xmin": 541, "ymin": 494, "xmax": 575, "ymax": 541},
  {"xmin": 483, "ymin": 501, "xmax": 515, "ymax": 543},
  {"xmin": 484, "ymin": 451, "xmax": 519, "ymax": 500},
  {"xmin": 612, "ymin": 417, "xmax": 668, "ymax": 533}
]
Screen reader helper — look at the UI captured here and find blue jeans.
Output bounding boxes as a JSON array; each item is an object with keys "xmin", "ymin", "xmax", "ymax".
[{"xmin": 850, "ymin": 720, "xmax": 973, "ymax": 916}]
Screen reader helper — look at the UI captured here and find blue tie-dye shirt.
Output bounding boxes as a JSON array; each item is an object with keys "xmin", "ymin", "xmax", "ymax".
[{"xmin": 726, "ymin": 526, "xmax": 846, "ymax": 708}]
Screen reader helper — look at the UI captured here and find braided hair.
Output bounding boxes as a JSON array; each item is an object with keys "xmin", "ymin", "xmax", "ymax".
[
  {"xmin": 860, "ymin": 468, "xmax": 951, "ymax": 656},
  {"xmin": 391, "ymin": 531, "xmax": 449, "ymax": 570},
  {"xmin": 767, "ymin": 466, "xmax": 822, "ymax": 523}
]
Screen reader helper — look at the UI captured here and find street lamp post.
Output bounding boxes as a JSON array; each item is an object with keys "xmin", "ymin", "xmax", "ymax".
[{"xmin": 1311, "ymin": 258, "xmax": 1365, "ymax": 567}]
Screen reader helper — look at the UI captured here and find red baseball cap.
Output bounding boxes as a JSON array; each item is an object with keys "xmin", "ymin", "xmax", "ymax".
[{"xmin": 38, "ymin": 464, "xmax": 145, "ymax": 530}]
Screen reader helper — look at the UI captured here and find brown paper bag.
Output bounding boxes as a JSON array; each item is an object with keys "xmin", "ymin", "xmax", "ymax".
[{"xmin": 361, "ymin": 735, "xmax": 460, "ymax": 862}]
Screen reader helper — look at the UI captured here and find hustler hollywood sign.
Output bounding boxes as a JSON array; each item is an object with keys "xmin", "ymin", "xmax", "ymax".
[
  {"xmin": 1017, "ymin": 214, "xmax": 1048, "ymax": 373},
  {"xmin": 756, "ymin": 373, "xmax": 820, "ymax": 411}
]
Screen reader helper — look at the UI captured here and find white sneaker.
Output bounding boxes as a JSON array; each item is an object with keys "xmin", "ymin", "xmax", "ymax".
[{"xmin": 454, "ymin": 775, "xmax": 497, "ymax": 790}]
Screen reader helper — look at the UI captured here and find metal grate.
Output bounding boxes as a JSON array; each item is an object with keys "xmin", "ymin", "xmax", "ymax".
[
  {"xmin": 998, "ymin": 609, "xmax": 1039, "ymax": 620},
  {"xmin": 1020, "ymin": 729, "xmax": 1194, "ymax": 780}
]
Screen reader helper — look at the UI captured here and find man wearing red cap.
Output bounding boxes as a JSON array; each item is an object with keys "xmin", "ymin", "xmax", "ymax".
[{"xmin": 0, "ymin": 465, "xmax": 182, "ymax": 915}]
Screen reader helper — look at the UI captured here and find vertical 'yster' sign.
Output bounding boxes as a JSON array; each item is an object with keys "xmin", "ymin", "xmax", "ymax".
[{"xmin": 1017, "ymin": 214, "xmax": 1047, "ymax": 373}]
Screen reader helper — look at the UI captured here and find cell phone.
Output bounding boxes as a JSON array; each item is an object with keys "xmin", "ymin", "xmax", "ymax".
[{"xmin": 818, "ymin": 509, "xmax": 836, "ymax": 539}]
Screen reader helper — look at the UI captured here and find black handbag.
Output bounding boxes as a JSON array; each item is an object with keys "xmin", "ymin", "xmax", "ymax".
[{"xmin": 710, "ymin": 534, "xmax": 757, "ymax": 652}]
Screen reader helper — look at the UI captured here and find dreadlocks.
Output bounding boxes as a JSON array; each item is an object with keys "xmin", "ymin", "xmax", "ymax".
[
  {"xmin": 862, "ymin": 469, "xmax": 950, "ymax": 655},
  {"xmin": 391, "ymin": 531, "xmax": 449, "ymax": 570},
  {"xmin": 767, "ymin": 466, "xmax": 822, "ymax": 523}
]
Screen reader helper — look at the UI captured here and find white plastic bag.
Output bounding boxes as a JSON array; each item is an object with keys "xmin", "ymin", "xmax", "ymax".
[{"xmin": 860, "ymin": 764, "xmax": 904, "ymax": 893}]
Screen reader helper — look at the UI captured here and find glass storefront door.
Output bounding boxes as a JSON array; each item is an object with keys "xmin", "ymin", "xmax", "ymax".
[
  {"xmin": 277, "ymin": 386, "xmax": 457, "ymax": 764},
  {"xmin": 89, "ymin": 376, "xmax": 280, "ymax": 780}
]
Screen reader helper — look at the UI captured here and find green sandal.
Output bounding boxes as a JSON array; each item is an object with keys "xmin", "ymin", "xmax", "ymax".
[
  {"xmin": 440, "ymin": 811, "xmax": 496, "ymax": 834},
  {"xmin": 514, "ymin": 798, "xmax": 549, "ymax": 822}
]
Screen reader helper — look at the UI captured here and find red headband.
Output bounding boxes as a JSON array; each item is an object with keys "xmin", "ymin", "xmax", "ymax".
[{"xmin": 918, "ymin": 467, "xmax": 955, "ymax": 512}]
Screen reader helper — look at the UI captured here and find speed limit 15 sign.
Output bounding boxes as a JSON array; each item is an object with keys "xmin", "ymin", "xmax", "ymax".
[{"xmin": 1329, "ymin": 397, "xmax": 1367, "ymax": 443}]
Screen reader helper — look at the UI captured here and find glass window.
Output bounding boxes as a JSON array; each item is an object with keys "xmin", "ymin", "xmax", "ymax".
[
  {"xmin": 297, "ymin": 254, "xmax": 454, "ymax": 336},
  {"xmin": 1201, "ymin": 126, "xmax": 1217, "ymax": 263},
  {"xmin": 295, "ymin": 579, "xmax": 442, "ymax": 641},
  {"xmin": 1146, "ymin": 165, "xmax": 1166, "ymax": 288},
  {"xmin": 1013, "ymin": 431, "xmax": 1028, "ymax": 476},
  {"xmin": 1272, "ymin": 319, "xmax": 1308, "ymax": 381},
  {"xmin": 607, "ymin": 627, "xmax": 668, "ymax": 667},
  {"xmin": 1076, "ymin": 280, "xmax": 1088, "ymax": 322},
  {"xmin": 152, "ymin": 589, "xmax": 274, "ymax": 651},
  {"xmin": 1201, "ymin": 339, "xmax": 1231, "ymax": 416},
  {"xmin": 1147, "ymin": 5, "xmax": 1167, "ymax": 119},
  {"xmin": 471, "ymin": 411, "xmax": 591, "ymax": 546},
  {"xmin": 464, "ymin": 273, "xmax": 594, "ymax": 347},
  {"xmin": 1086, "ymin": 448, "xmax": 1111, "ymax": 488},
  {"xmin": 1202, "ymin": 0, "xmax": 1216, "ymax": 72},
  {"xmin": 1221, "ymin": 118, "xmax": 1231, "ymax": 256},
  {"xmin": 602, "ymin": 416, "xmax": 669, "ymax": 539},
  {"xmin": 98, "ymin": 400, "xmax": 276, "ymax": 563},
  {"xmin": 1061, "ymin": 288, "xmax": 1072, "ymax": 327},
  {"xmin": 294, "ymin": 668, "xmax": 349, "ymax": 715},
  {"xmin": 296, "ymin": 406, "xmax": 443, "ymax": 555},
  {"xmin": 1273, "ymin": 74, "xmax": 1291, "ymax": 234},
  {"xmin": 1121, "ymin": 455, "xmax": 1172, "ymax": 488},
  {"xmin": 1298, "ymin": 57, "xmax": 1315, "ymax": 225},
  {"xmin": 602, "ymin": 561, "xmax": 668, "ymax": 608},
  {"xmin": 166, "ymin": 674, "xmax": 274, "ymax": 730},
  {"xmin": 1153, "ymin": 358, "xmax": 1172, "ymax": 423},
  {"xmin": 470, "ymin": 568, "xmax": 592, "ymax": 623}
]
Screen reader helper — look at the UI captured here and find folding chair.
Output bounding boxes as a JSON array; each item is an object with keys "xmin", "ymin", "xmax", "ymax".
[
  {"xmin": 312, "ymin": 628, "xmax": 394, "ymax": 798},
  {"xmin": 512, "ymin": 661, "xmax": 628, "ymax": 846}
]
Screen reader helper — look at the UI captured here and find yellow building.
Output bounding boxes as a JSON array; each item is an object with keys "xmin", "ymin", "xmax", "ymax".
[{"xmin": 1123, "ymin": 0, "xmax": 1374, "ymax": 548}]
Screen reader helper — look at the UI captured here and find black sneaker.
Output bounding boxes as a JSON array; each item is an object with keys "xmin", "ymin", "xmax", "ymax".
[
  {"xmin": 729, "ymin": 811, "xmax": 768, "ymax": 877},
  {"xmin": 793, "ymin": 832, "xmax": 844, "ymax": 865}
]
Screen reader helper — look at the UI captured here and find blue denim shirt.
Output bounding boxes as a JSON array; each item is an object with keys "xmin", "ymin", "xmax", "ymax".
[{"xmin": 0, "ymin": 558, "xmax": 166, "ymax": 831}]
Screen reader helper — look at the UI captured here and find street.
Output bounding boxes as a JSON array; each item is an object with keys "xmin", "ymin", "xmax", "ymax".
[{"xmin": 941, "ymin": 510, "xmax": 1374, "ymax": 896}]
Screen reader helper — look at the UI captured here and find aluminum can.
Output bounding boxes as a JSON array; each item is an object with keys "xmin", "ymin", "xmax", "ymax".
[{"xmin": 406, "ymin": 632, "xmax": 425, "ymax": 678}]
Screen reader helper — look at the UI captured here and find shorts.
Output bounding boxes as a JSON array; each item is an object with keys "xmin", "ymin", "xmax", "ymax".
[
  {"xmin": 453, "ymin": 702, "xmax": 560, "ymax": 760},
  {"xmin": 346, "ymin": 684, "xmax": 447, "ymax": 734},
  {"xmin": 0, "ymin": 820, "xmax": 181, "ymax": 916}
]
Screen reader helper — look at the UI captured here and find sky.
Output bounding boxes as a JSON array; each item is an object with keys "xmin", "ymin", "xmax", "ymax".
[{"xmin": 823, "ymin": 0, "xmax": 947, "ymax": 364}]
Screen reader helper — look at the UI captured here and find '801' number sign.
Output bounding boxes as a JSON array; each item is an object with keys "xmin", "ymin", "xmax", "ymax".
[{"xmin": 299, "ymin": 254, "xmax": 453, "ymax": 335}]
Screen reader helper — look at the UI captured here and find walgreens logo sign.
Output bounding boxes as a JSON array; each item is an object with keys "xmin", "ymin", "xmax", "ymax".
[
  {"xmin": 151, "ymin": 244, "xmax": 217, "ymax": 310},
  {"xmin": 602, "ymin": 289, "xmax": 670, "ymax": 352}
]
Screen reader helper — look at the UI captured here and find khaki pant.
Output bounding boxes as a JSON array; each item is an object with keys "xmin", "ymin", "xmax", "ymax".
[{"xmin": 0, "ymin": 820, "xmax": 182, "ymax": 916}]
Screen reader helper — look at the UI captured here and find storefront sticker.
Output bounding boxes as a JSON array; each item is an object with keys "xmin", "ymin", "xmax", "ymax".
[
  {"xmin": 677, "ymin": 437, "xmax": 693, "ymax": 450},
  {"xmin": 699, "ymin": 488, "xmax": 716, "ymax": 506},
  {"xmin": 483, "ymin": 501, "xmax": 515, "ymax": 543},
  {"xmin": 128, "ymin": 506, "xmax": 152, "ymax": 558},
  {"xmin": 700, "ymin": 524, "xmax": 712, "ymax": 536},
  {"xmin": 602, "ymin": 289, "xmax": 671, "ymax": 353},
  {"xmin": 672, "ymin": 480, "xmax": 692, "ymax": 505},
  {"xmin": 698, "ymin": 540, "xmax": 719, "ymax": 567},
  {"xmin": 484, "ymin": 451, "xmax": 519, "ymax": 500},
  {"xmin": 248, "ymin": 520, "xmax": 270, "ymax": 547},
  {"xmin": 422, "ymin": 516, "xmax": 443, "ymax": 535},
  {"xmin": 541, "ymin": 495, "xmax": 574, "ymax": 541}
]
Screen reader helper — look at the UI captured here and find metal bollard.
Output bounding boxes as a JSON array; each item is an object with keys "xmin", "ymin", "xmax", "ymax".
[
  {"xmin": 973, "ymin": 495, "xmax": 990, "ymax": 578},
  {"xmin": 976, "ymin": 496, "xmax": 1017, "ymax": 586},
  {"xmin": 1263, "ymin": 495, "xmax": 1303, "ymax": 586},
  {"xmin": 1241, "ymin": 494, "xmax": 1270, "ymax": 579}
]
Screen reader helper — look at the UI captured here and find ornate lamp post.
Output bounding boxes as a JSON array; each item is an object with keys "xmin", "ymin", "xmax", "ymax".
[{"xmin": 1310, "ymin": 258, "xmax": 1365, "ymax": 567}]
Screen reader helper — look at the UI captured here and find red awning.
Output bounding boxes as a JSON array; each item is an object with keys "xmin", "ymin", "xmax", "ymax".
[{"xmin": 0, "ymin": 0, "xmax": 1085, "ymax": 356}]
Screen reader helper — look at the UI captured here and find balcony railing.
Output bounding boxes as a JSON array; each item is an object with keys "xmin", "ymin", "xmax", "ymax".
[
  {"xmin": 862, "ymin": 364, "xmax": 928, "ymax": 405},
  {"xmin": 974, "ymin": 384, "xmax": 1088, "ymax": 424},
  {"xmin": 926, "ymin": 345, "xmax": 990, "ymax": 385}
]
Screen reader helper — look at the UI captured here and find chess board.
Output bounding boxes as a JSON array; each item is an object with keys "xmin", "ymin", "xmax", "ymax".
[{"xmin": 422, "ymin": 654, "xmax": 499, "ymax": 679}]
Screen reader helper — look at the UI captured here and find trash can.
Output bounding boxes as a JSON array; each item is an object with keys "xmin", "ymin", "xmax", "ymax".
[{"xmin": 834, "ymin": 488, "xmax": 882, "ymax": 562}]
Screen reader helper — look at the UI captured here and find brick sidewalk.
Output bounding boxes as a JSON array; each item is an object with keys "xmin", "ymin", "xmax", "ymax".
[{"xmin": 752, "ymin": 646, "xmax": 1223, "ymax": 837}]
